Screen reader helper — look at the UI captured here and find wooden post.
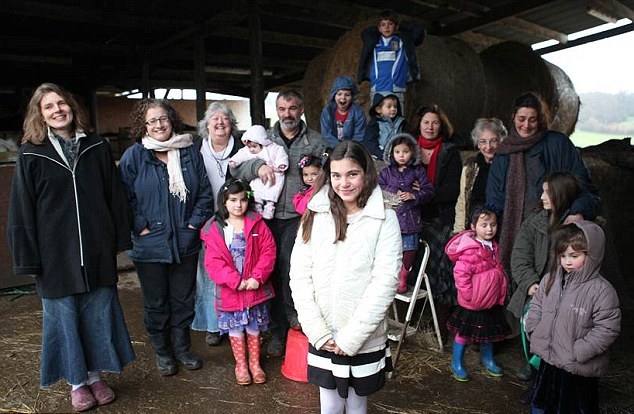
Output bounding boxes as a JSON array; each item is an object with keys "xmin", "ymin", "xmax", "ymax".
[
  {"xmin": 141, "ymin": 60, "xmax": 152, "ymax": 99},
  {"xmin": 194, "ymin": 32, "xmax": 207, "ymax": 121},
  {"xmin": 249, "ymin": 2, "xmax": 265, "ymax": 126}
]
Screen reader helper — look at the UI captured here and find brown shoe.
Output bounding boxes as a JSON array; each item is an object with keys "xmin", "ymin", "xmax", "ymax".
[
  {"xmin": 70, "ymin": 385, "xmax": 97, "ymax": 412},
  {"xmin": 88, "ymin": 380, "xmax": 116, "ymax": 406}
]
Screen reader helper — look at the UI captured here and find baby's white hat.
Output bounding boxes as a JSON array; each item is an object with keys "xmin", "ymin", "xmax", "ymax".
[{"xmin": 242, "ymin": 125, "xmax": 271, "ymax": 146}]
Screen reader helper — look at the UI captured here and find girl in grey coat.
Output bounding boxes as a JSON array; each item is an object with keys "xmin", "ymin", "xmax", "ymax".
[{"xmin": 525, "ymin": 221, "xmax": 620, "ymax": 413}]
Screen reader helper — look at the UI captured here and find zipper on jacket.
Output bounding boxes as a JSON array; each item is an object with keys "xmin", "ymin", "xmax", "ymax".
[{"xmin": 547, "ymin": 274, "xmax": 568, "ymax": 361}]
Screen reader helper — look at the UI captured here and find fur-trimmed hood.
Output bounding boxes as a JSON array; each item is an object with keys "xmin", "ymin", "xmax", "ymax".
[{"xmin": 382, "ymin": 132, "xmax": 421, "ymax": 166}]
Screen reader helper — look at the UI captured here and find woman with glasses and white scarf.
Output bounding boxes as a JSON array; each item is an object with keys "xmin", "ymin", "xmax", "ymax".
[{"xmin": 119, "ymin": 99, "xmax": 214, "ymax": 377}]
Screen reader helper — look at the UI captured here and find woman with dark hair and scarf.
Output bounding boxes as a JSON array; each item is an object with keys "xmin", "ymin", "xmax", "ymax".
[
  {"xmin": 486, "ymin": 92, "xmax": 600, "ymax": 274},
  {"xmin": 408, "ymin": 104, "xmax": 462, "ymax": 319}
]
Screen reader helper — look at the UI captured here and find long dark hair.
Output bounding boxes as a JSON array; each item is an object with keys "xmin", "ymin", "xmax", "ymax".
[
  {"xmin": 544, "ymin": 224, "xmax": 588, "ymax": 296},
  {"xmin": 539, "ymin": 171, "xmax": 582, "ymax": 232},
  {"xmin": 214, "ymin": 179, "xmax": 254, "ymax": 226},
  {"xmin": 301, "ymin": 141, "xmax": 377, "ymax": 243}
]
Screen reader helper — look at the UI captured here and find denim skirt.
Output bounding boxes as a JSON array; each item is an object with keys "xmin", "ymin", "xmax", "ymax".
[
  {"xmin": 191, "ymin": 248, "xmax": 220, "ymax": 333},
  {"xmin": 40, "ymin": 286, "xmax": 135, "ymax": 387}
]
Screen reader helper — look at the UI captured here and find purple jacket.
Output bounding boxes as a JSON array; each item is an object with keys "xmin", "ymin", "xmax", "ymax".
[{"xmin": 378, "ymin": 133, "xmax": 435, "ymax": 234}]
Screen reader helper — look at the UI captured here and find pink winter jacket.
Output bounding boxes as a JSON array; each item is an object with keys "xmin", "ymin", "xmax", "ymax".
[
  {"xmin": 292, "ymin": 186, "xmax": 314, "ymax": 215},
  {"xmin": 444, "ymin": 230, "xmax": 507, "ymax": 311},
  {"xmin": 201, "ymin": 212, "xmax": 276, "ymax": 312}
]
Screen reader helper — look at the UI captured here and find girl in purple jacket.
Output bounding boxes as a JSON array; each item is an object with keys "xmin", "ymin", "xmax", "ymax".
[
  {"xmin": 444, "ymin": 206, "xmax": 510, "ymax": 381},
  {"xmin": 378, "ymin": 133, "xmax": 435, "ymax": 293},
  {"xmin": 202, "ymin": 179, "xmax": 276, "ymax": 386}
]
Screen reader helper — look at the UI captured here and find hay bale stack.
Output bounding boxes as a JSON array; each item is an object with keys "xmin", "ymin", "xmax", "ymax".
[
  {"xmin": 302, "ymin": 18, "xmax": 370, "ymax": 130},
  {"xmin": 480, "ymin": 41, "xmax": 556, "ymax": 125},
  {"xmin": 406, "ymin": 35, "xmax": 486, "ymax": 141},
  {"xmin": 546, "ymin": 61, "xmax": 580, "ymax": 136},
  {"xmin": 303, "ymin": 29, "xmax": 579, "ymax": 143}
]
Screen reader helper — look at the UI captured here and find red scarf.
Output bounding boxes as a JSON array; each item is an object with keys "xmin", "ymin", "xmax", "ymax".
[{"xmin": 417, "ymin": 135, "xmax": 443, "ymax": 184}]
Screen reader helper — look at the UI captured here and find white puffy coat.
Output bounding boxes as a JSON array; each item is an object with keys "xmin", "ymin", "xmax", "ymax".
[{"xmin": 289, "ymin": 185, "xmax": 402, "ymax": 356}]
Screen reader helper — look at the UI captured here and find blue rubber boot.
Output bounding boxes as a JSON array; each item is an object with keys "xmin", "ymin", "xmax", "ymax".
[
  {"xmin": 480, "ymin": 343, "xmax": 503, "ymax": 377},
  {"xmin": 451, "ymin": 341, "xmax": 469, "ymax": 382}
]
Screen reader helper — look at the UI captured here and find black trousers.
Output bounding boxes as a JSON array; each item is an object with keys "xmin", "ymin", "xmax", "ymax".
[
  {"xmin": 265, "ymin": 216, "xmax": 300, "ymax": 339},
  {"xmin": 135, "ymin": 254, "xmax": 198, "ymax": 334}
]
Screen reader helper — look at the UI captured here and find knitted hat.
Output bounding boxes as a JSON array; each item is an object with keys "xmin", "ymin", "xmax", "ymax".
[{"xmin": 241, "ymin": 124, "xmax": 271, "ymax": 146}]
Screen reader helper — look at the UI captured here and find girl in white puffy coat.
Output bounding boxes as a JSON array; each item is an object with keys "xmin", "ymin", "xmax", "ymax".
[{"xmin": 290, "ymin": 141, "xmax": 401, "ymax": 414}]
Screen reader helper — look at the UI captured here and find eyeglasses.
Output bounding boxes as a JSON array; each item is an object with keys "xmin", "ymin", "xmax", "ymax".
[
  {"xmin": 145, "ymin": 116, "xmax": 170, "ymax": 126},
  {"xmin": 477, "ymin": 138, "xmax": 500, "ymax": 147}
]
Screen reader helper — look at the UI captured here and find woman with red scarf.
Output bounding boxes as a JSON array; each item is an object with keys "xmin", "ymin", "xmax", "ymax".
[{"xmin": 408, "ymin": 104, "xmax": 462, "ymax": 320}]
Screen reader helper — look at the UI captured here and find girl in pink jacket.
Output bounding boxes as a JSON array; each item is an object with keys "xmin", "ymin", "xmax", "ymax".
[
  {"xmin": 292, "ymin": 154, "xmax": 322, "ymax": 215},
  {"xmin": 201, "ymin": 179, "xmax": 276, "ymax": 386},
  {"xmin": 444, "ymin": 206, "xmax": 510, "ymax": 381}
]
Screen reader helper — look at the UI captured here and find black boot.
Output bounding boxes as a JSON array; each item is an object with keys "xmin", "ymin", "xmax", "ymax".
[
  {"xmin": 148, "ymin": 332, "xmax": 178, "ymax": 376},
  {"xmin": 172, "ymin": 327, "xmax": 202, "ymax": 370}
]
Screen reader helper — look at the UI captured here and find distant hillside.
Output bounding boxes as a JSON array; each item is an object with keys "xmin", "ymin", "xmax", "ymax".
[{"xmin": 577, "ymin": 92, "xmax": 634, "ymax": 136}]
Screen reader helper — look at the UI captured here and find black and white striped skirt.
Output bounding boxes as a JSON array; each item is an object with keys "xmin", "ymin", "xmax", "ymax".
[{"xmin": 307, "ymin": 343, "xmax": 393, "ymax": 398}]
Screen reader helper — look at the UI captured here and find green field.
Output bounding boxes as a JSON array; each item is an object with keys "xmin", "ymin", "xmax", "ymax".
[{"xmin": 570, "ymin": 129, "xmax": 630, "ymax": 148}]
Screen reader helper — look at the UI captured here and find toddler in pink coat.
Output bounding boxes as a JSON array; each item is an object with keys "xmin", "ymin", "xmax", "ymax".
[
  {"xmin": 229, "ymin": 125, "xmax": 288, "ymax": 219},
  {"xmin": 444, "ymin": 205, "xmax": 510, "ymax": 382},
  {"xmin": 201, "ymin": 179, "xmax": 276, "ymax": 386}
]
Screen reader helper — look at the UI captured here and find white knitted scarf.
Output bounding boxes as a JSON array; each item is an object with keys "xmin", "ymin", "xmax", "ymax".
[{"xmin": 142, "ymin": 133, "xmax": 193, "ymax": 202}]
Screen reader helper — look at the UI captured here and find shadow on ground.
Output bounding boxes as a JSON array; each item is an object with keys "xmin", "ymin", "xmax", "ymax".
[{"xmin": 1, "ymin": 262, "xmax": 632, "ymax": 413}]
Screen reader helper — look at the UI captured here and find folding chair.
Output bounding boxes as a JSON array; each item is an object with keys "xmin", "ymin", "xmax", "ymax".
[{"xmin": 387, "ymin": 240, "xmax": 444, "ymax": 374}]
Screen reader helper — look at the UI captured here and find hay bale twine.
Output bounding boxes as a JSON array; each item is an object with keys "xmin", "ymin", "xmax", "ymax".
[
  {"xmin": 406, "ymin": 35, "xmax": 486, "ymax": 142},
  {"xmin": 545, "ymin": 61, "xmax": 580, "ymax": 136},
  {"xmin": 480, "ymin": 41, "xmax": 556, "ymax": 124}
]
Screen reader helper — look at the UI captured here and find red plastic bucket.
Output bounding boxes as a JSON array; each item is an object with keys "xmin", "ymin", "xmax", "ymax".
[{"xmin": 280, "ymin": 329, "xmax": 309, "ymax": 382}]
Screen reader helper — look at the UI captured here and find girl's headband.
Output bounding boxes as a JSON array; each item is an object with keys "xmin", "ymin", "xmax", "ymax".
[{"xmin": 297, "ymin": 155, "xmax": 312, "ymax": 169}]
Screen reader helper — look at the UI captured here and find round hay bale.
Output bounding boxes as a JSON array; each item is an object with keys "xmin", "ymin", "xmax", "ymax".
[
  {"xmin": 302, "ymin": 49, "xmax": 333, "ymax": 129},
  {"xmin": 406, "ymin": 35, "xmax": 486, "ymax": 142},
  {"xmin": 480, "ymin": 41, "xmax": 556, "ymax": 124},
  {"xmin": 545, "ymin": 61, "xmax": 580, "ymax": 136}
]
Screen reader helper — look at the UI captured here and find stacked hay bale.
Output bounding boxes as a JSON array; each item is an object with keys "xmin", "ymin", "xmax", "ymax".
[{"xmin": 302, "ymin": 21, "xmax": 579, "ymax": 142}]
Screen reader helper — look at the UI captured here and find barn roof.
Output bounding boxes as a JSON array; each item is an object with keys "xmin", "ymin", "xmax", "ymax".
[{"xmin": 1, "ymin": 0, "xmax": 633, "ymax": 101}]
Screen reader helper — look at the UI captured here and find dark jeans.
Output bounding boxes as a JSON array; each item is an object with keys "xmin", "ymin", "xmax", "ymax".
[
  {"xmin": 266, "ymin": 216, "xmax": 300, "ymax": 340},
  {"xmin": 135, "ymin": 254, "xmax": 198, "ymax": 334}
]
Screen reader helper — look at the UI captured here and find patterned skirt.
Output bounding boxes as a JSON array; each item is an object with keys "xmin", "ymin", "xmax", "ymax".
[
  {"xmin": 307, "ymin": 343, "xmax": 392, "ymax": 398},
  {"xmin": 446, "ymin": 305, "xmax": 510, "ymax": 343},
  {"xmin": 217, "ymin": 302, "xmax": 270, "ymax": 334}
]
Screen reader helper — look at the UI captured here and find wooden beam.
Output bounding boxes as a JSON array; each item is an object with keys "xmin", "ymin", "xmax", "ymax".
[
  {"xmin": 194, "ymin": 33, "xmax": 206, "ymax": 121},
  {"xmin": 2, "ymin": 0, "xmax": 188, "ymax": 28},
  {"xmin": 438, "ymin": 0, "xmax": 554, "ymax": 36},
  {"xmin": 536, "ymin": 22, "xmax": 634, "ymax": 54},
  {"xmin": 496, "ymin": 16, "xmax": 568, "ymax": 44},
  {"xmin": 212, "ymin": 26, "xmax": 333, "ymax": 49},
  {"xmin": 595, "ymin": 0, "xmax": 634, "ymax": 20},
  {"xmin": 250, "ymin": 3, "xmax": 265, "ymax": 126},
  {"xmin": 453, "ymin": 31, "xmax": 504, "ymax": 52}
]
